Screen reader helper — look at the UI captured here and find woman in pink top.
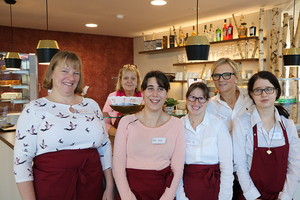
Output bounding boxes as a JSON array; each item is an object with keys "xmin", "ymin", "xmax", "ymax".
[
  {"xmin": 113, "ymin": 71, "xmax": 186, "ymax": 200},
  {"xmin": 103, "ymin": 64, "xmax": 142, "ymax": 136}
]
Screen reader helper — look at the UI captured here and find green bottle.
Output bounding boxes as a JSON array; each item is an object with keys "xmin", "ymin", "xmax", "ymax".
[{"xmin": 216, "ymin": 25, "xmax": 221, "ymax": 41}]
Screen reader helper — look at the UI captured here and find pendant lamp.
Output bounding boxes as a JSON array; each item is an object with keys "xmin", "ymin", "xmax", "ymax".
[
  {"xmin": 36, "ymin": 0, "xmax": 59, "ymax": 65},
  {"xmin": 4, "ymin": 1, "xmax": 21, "ymax": 69},
  {"xmin": 185, "ymin": 0, "xmax": 210, "ymax": 61},
  {"xmin": 283, "ymin": 0, "xmax": 300, "ymax": 66}
]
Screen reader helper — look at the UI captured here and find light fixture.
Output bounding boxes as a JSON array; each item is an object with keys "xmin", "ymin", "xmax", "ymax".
[
  {"xmin": 151, "ymin": 0, "xmax": 167, "ymax": 6},
  {"xmin": 283, "ymin": 0, "xmax": 300, "ymax": 66},
  {"xmin": 185, "ymin": 0, "xmax": 210, "ymax": 61},
  {"xmin": 85, "ymin": 23, "xmax": 98, "ymax": 28},
  {"xmin": 4, "ymin": 1, "xmax": 21, "ymax": 69},
  {"xmin": 36, "ymin": 0, "xmax": 60, "ymax": 65}
]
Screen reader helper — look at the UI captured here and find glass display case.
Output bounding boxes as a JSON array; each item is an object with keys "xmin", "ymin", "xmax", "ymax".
[{"xmin": 0, "ymin": 53, "xmax": 38, "ymax": 127}]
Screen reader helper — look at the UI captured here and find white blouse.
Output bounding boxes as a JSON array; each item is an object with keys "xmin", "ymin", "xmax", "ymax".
[
  {"xmin": 176, "ymin": 110, "xmax": 234, "ymax": 200},
  {"xmin": 14, "ymin": 97, "xmax": 112, "ymax": 183},
  {"xmin": 232, "ymin": 107, "xmax": 300, "ymax": 200}
]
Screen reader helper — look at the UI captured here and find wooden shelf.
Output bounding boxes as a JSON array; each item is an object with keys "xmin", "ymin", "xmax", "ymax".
[
  {"xmin": 173, "ymin": 58, "xmax": 266, "ymax": 66},
  {"xmin": 139, "ymin": 36, "xmax": 265, "ymax": 54}
]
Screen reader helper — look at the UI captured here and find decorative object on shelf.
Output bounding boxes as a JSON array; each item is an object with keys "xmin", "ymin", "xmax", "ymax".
[
  {"xmin": 185, "ymin": 0, "xmax": 210, "ymax": 61},
  {"xmin": 36, "ymin": 0, "xmax": 60, "ymax": 65},
  {"xmin": 164, "ymin": 98, "xmax": 179, "ymax": 114},
  {"xmin": 4, "ymin": 0, "xmax": 21, "ymax": 69},
  {"xmin": 283, "ymin": 0, "xmax": 300, "ymax": 68}
]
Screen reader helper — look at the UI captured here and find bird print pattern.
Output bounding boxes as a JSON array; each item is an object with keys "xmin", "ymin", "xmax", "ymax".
[{"xmin": 13, "ymin": 97, "xmax": 112, "ymax": 183}]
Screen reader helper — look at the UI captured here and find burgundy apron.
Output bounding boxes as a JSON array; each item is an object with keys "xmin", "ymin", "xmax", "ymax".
[
  {"xmin": 183, "ymin": 164, "xmax": 220, "ymax": 200},
  {"xmin": 33, "ymin": 148, "xmax": 103, "ymax": 200},
  {"xmin": 238, "ymin": 122, "xmax": 289, "ymax": 200},
  {"xmin": 116, "ymin": 166, "xmax": 174, "ymax": 200},
  {"xmin": 113, "ymin": 91, "xmax": 142, "ymax": 128}
]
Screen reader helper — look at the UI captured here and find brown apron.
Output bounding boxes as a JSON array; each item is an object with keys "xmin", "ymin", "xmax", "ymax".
[
  {"xmin": 33, "ymin": 148, "xmax": 103, "ymax": 200},
  {"xmin": 183, "ymin": 164, "xmax": 220, "ymax": 200},
  {"xmin": 116, "ymin": 166, "xmax": 174, "ymax": 200},
  {"xmin": 238, "ymin": 122, "xmax": 289, "ymax": 200}
]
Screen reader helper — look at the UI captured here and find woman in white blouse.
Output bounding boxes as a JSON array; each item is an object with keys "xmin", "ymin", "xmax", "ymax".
[
  {"xmin": 233, "ymin": 71, "xmax": 300, "ymax": 200},
  {"xmin": 177, "ymin": 82, "xmax": 233, "ymax": 200}
]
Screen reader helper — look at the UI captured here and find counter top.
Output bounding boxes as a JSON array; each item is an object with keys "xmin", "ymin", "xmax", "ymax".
[{"xmin": 0, "ymin": 130, "xmax": 15, "ymax": 149}]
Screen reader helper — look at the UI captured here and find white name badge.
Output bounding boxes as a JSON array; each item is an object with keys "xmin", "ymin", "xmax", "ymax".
[
  {"xmin": 152, "ymin": 137, "xmax": 166, "ymax": 144},
  {"xmin": 217, "ymin": 113, "xmax": 228, "ymax": 122},
  {"xmin": 78, "ymin": 110, "xmax": 93, "ymax": 115},
  {"xmin": 186, "ymin": 138, "xmax": 200, "ymax": 146},
  {"xmin": 269, "ymin": 131, "xmax": 282, "ymax": 140}
]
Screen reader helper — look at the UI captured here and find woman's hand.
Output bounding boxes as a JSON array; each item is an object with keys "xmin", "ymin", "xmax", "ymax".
[{"xmin": 102, "ymin": 188, "xmax": 114, "ymax": 200}]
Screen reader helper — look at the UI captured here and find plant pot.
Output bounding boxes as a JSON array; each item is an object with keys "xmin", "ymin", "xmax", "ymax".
[{"xmin": 164, "ymin": 106, "xmax": 174, "ymax": 114}]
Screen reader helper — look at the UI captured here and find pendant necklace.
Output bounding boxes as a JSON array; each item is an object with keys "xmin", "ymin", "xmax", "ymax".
[{"xmin": 261, "ymin": 126, "xmax": 275, "ymax": 155}]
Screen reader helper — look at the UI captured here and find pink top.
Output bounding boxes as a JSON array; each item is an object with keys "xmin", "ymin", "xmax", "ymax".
[
  {"xmin": 103, "ymin": 91, "xmax": 143, "ymax": 131},
  {"xmin": 113, "ymin": 114, "xmax": 186, "ymax": 200}
]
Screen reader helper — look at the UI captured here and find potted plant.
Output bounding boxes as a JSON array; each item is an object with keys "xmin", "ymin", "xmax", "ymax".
[{"xmin": 164, "ymin": 98, "xmax": 179, "ymax": 114}]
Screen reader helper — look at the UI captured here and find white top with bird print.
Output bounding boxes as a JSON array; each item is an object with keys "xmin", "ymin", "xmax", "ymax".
[{"xmin": 13, "ymin": 97, "xmax": 112, "ymax": 183}]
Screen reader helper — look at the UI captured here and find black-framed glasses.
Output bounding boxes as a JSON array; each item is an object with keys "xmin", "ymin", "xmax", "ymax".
[
  {"xmin": 252, "ymin": 87, "xmax": 276, "ymax": 96},
  {"xmin": 211, "ymin": 72, "xmax": 235, "ymax": 81},
  {"xmin": 187, "ymin": 95, "xmax": 207, "ymax": 103}
]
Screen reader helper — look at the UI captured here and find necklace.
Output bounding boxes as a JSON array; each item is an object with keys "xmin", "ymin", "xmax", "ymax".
[{"xmin": 260, "ymin": 126, "xmax": 276, "ymax": 155}]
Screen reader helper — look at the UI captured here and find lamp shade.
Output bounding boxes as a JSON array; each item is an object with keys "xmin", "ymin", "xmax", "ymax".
[
  {"xmin": 4, "ymin": 52, "xmax": 21, "ymax": 69},
  {"xmin": 283, "ymin": 47, "xmax": 300, "ymax": 66},
  {"xmin": 36, "ymin": 39, "xmax": 60, "ymax": 65},
  {"xmin": 185, "ymin": 35, "xmax": 210, "ymax": 61}
]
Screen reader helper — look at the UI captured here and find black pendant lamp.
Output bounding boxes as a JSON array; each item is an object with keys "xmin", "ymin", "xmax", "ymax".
[
  {"xmin": 4, "ymin": 1, "xmax": 21, "ymax": 70},
  {"xmin": 185, "ymin": 0, "xmax": 210, "ymax": 61},
  {"xmin": 36, "ymin": 0, "xmax": 59, "ymax": 65},
  {"xmin": 283, "ymin": 0, "xmax": 300, "ymax": 66}
]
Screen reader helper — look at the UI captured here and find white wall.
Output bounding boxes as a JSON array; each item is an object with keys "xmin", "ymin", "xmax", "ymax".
[
  {"xmin": 0, "ymin": 141, "xmax": 21, "ymax": 200},
  {"xmin": 134, "ymin": 11, "xmax": 272, "ymax": 100}
]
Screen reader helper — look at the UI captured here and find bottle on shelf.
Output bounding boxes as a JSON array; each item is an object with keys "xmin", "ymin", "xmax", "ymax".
[
  {"xmin": 169, "ymin": 28, "xmax": 175, "ymax": 48},
  {"xmin": 223, "ymin": 19, "xmax": 228, "ymax": 40},
  {"xmin": 239, "ymin": 23, "xmax": 247, "ymax": 38},
  {"xmin": 250, "ymin": 22, "xmax": 256, "ymax": 36},
  {"xmin": 185, "ymin": 33, "xmax": 189, "ymax": 44},
  {"xmin": 203, "ymin": 25, "xmax": 208, "ymax": 38},
  {"xmin": 216, "ymin": 25, "xmax": 221, "ymax": 41},
  {"xmin": 191, "ymin": 26, "xmax": 197, "ymax": 36},
  {"xmin": 208, "ymin": 24, "xmax": 214, "ymax": 42},
  {"xmin": 179, "ymin": 27, "xmax": 185, "ymax": 46},
  {"xmin": 228, "ymin": 19, "xmax": 233, "ymax": 39}
]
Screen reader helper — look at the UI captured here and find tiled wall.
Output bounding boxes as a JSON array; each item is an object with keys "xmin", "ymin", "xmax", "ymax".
[{"xmin": 0, "ymin": 26, "xmax": 133, "ymax": 108}]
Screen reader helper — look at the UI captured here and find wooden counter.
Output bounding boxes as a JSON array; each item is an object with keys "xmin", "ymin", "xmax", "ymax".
[{"xmin": 0, "ymin": 130, "xmax": 15, "ymax": 149}]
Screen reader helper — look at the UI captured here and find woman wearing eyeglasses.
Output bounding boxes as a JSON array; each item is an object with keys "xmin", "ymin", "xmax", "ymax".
[
  {"xmin": 233, "ymin": 71, "xmax": 300, "ymax": 200},
  {"xmin": 103, "ymin": 64, "xmax": 142, "ymax": 137},
  {"xmin": 207, "ymin": 58, "xmax": 255, "ymax": 199},
  {"xmin": 176, "ymin": 82, "xmax": 233, "ymax": 200}
]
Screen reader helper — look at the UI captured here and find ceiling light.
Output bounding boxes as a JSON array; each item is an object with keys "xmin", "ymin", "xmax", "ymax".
[
  {"xmin": 4, "ymin": 1, "xmax": 21, "ymax": 69},
  {"xmin": 151, "ymin": 0, "xmax": 167, "ymax": 6},
  {"xmin": 283, "ymin": 0, "xmax": 300, "ymax": 67},
  {"xmin": 36, "ymin": 0, "xmax": 60, "ymax": 65},
  {"xmin": 185, "ymin": 0, "xmax": 210, "ymax": 61},
  {"xmin": 85, "ymin": 23, "xmax": 98, "ymax": 28}
]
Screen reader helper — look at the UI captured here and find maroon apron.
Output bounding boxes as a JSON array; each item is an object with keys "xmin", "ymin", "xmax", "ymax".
[
  {"xmin": 33, "ymin": 148, "xmax": 103, "ymax": 200},
  {"xmin": 238, "ymin": 122, "xmax": 289, "ymax": 200},
  {"xmin": 183, "ymin": 164, "xmax": 220, "ymax": 200},
  {"xmin": 116, "ymin": 166, "xmax": 174, "ymax": 200}
]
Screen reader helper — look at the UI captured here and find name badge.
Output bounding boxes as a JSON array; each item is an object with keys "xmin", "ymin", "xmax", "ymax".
[
  {"xmin": 269, "ymin": 131, "xmax": 282, "ymax": 140},
  {"xmin": 78, "ymin": 110, "xmax": 93, "ymax": 115},
  {"xmin": 217, "ymin": 113, "xmax": 228, "ymax": 122},
  {"xmin": 186, "ymin": 138, "xmax": 200, "ymax": 146},
  {"xmin": 152, "ymin": 137, "xmax": 166, "ymax": 144}
]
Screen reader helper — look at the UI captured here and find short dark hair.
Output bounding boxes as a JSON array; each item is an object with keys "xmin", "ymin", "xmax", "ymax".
[
  {"xmin": 247, "ymin": 71, "xmax": 281, "ymax": 101},
  {"xmin": 186, "ymin": 82, "xmax": 209, "ymax": 99},
  {"xmin": 141, "ymin": 71, "xmax": 170, "ymax": 92},
  {"xmin": 248, "ymin": 71, "xmax": 289, "ymax": 118}
]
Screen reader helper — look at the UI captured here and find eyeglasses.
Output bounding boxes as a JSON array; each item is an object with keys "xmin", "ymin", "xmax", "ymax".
[
  {"xmin": 187, "ymin": 95, "xmax": 207, "ymax": 103},
  {"xmin": 123, "ymin": 64, "xmax": 137, "ymax": 69},
  {"xmin": 252, "ymin": 87, "xmax": 276, "ymax": 96},
  {"xmin": 211, "ymin": 73, "xmax": 235, "ymax": 81}
]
